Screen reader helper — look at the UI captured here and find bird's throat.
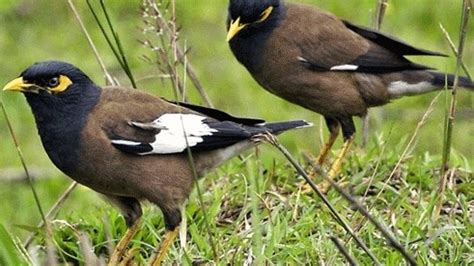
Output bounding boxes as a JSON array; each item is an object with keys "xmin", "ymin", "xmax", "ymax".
[{"xmin": 25, "ymin": 86, "xmax": 101, "ymax": 175}]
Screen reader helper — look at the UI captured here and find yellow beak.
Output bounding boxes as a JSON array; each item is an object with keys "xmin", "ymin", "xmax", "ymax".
[
  {"xmin": 227, "ymin": 17, "xmax": 247, "ymax": 42},
  {"xmin": 3, "ymin": 77, "xmax": 33, "ymax": 92}
]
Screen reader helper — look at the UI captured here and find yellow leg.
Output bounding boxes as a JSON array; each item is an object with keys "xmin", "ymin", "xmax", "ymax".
[
  {"xmin": 319, "ymin": 137, "xmax": 354, "ymax": 192},
  {"xmin": 301, "ymin": 126, "xmax": 340, "ymax": 193},
  {"xmin": 109, "ymin": 218, "xmax": 142, "ymax": 265},
  {"xmin": 315, "ymin": 126, "xmax": 340, "ymax": 166},
  {"xmin": 149, "ymin": 227, "xmax": 179, "ymax": 266},
  {"xmin": 119, "ymin": 247, "xmax": 141, "ymax": 266}
]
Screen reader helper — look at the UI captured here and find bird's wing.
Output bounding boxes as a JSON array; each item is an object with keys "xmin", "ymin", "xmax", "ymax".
[
  {"xmin": 94, "ymin": 89, "xmax": 264, "ymax": 155},
  {"xmin": 342, "ymin": 21, "xmax": 446, "ymax": 57},
  {"xmin": 164, "ymin": 99, "xmax": 265, "ymax": 126},
  {"xmin": 294, "ymin": 13, "xmax": 442, "ymax": 73},
  {"xmin": 109, "ymin": 113, "xmax": 256, "ymax": 155}
]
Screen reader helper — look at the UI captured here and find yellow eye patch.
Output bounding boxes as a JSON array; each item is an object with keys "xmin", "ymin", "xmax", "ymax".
[
  {"xmin": 257, "ymin": 6, "xmax": 274, "ymax": 23},
  {"xmin": 49, "ymin": 75, "xmax": 73, "ymax": 93}
]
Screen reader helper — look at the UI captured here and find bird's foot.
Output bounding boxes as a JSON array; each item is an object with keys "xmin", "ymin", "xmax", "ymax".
[
  {"xmin": 312, "ymin": 160, "xmax": 342, "ymax": 193},
  {"xmin": 300, "ymin": 137, "xmax": 353, "ymax": 194},
  {"xmin": 148, "ymin": 227, "xmax": 179, "ymax": 266},
  {"xmin": 306, "ymin": 137, "xmax": 353, "ymax": 193},
  {"xmin": 109, "ymin": 218, "xmax": 142, "ymax": 265},
  {"xmin": 297, "ymin": 159, "xmax": 328, "ymax": 194},
  {"xmin": 299, "ymin": 167, "xmax": 333, "ymax": 194},
  {"xmin": 119, "ymin": 247, "xmax": 141, "ymax": 266}
]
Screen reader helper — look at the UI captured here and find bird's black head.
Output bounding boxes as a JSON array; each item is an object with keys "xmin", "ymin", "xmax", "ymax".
[
  {"xmin": 2, "ymin": 61, "xmax": 101, "ymax": 176},
  {"xmin": 3, "ymin": 61, "xmax": 95, "ymax": 95},
  {"xmin": 227, "ymin": 0, "xmax": 282, "ymax": 42}
]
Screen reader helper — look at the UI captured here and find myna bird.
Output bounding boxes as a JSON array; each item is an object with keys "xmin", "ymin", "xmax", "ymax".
[
  {"xmin": 226, "ymin": 0, "xmax": 474, "ymax": 187},
  {"xmin": 2, "ymin": 61, "xmax": 311, "ymax": 265}
]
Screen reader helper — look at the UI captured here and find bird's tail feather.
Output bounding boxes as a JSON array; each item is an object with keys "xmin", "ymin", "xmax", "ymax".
[
  {"xmin": 431, "ymin": 71, "xmax": 474, "ymax": 89},
  {"xmin": 264, "ymin": 120, "xmax": 313, "ymax": 134}
]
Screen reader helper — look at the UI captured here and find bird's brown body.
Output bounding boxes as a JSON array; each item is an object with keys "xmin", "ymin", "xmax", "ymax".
[
  {"xmin": 245, "ymin": 4, "xmax": 438, "ymax": 118},
  {"xmin": 227, "ymin": 0, "xmax": 473, "ymax": 191},
  {"xmin": 77, "ymin": 89, "xmax": 194, "ymax": 217},
  {"xmin": 75, "ymin": 88, "xmax": 251, "ymax": 224}
]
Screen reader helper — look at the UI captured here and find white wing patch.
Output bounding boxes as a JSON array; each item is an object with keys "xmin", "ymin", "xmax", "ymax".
[
  {"xmin": 298, "ymin": 56, "xmax": 359, "ymax": 71},
  {"xmin": 297, "ymin": 56, "xmax": 309, "ymax": 63},
  {"xmin": 110, "ymin": 140, "xmax": 142, "ymax": 146},
  {"xmin": 112, "ymin": 113, "xmax": 217, "ymax": 155},
  {"xmin": 330, "ymin": 64, "xmax": 359, "ymax": 71},
  {"xmin": 388, "ymin": 81, "xmax": 434, "ymax": 98},
  {"xmin": 147, "ymin": 113, "xmax": 218, "ymax": 154}
]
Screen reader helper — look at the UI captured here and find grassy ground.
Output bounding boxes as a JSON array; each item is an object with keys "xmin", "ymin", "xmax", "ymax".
[{"xmin": 0, "ymin": 0, "xmax": 472, "ymax": 265}]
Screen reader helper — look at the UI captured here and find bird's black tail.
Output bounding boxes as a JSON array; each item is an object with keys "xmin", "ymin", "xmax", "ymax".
[
  {"xmin": 431, "ymin": 71, "xmax": 474, "ymax": 89},
  {"xmin": 264, "ymin": 120, "xmax": 313, "ymax": 134}
]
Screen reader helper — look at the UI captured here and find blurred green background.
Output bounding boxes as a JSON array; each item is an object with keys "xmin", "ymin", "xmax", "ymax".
[{"xmin": 0, "ymin": 0, "xmax": 472, "ymax": 238}]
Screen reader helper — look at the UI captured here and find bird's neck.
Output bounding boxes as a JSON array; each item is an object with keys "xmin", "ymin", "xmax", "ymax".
[
  {"xmin": 229, "ymin": 5, "xmax": 286, "ymax": 72},
  {"xmin": 25, "ymin": 85, "xmax": 101, "ymax": 175}
]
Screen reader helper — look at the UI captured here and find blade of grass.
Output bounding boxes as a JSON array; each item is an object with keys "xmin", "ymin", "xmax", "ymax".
[
  {"xmin": 1, "ymin": 100, "xmax": 58, "ymax": 265},
  {"xmin": 350, "ymin": 92, "xmax": 442, "ymax": 259},
  {"xmin": 66, "ymin": 0, "xmax": 116, "ymax": 86},
  {"xmin": 363, "ymin": 126, "xmax": 394, "ymax": 198},
  {"xmin": 99, "ymin": 0, "xmax": 137, "ymax": 88},
  {"xmin": 246, "ymin": 158, "xmax": 264, "ymax": 265},
  {"xmin": 181, "ymin": 132, "xmax": 219, "ymax": 263},
  {"xmin": 1, "ymin": 101, "xmax": 46, "ymax": 230},
  {"xmin": 437, "ymin": 0, "xmax": 471, "ymax": 219},
  {"xmin": 169, "ymin": 0, "xmax": 185, "ymax": 100},
  {"xmin": 86, "ymin": 0, "xmax": 137, "ymax": 88},
  {"xmin": 362, "ymin": 0, "xmax": 389, "ymax": 147},
  {"xmin": 169, "ymin": 0, "xmax": 218, "ymax": 262},
  {"xmin": 0, "ymin": 224, "xmax": 29, "ymax": 265},
  {"xmin": 24, "ymin": 181, "xmax": 78, "ymax": 248},
  {"xmin": 439, "ymin": 23, "xmax": 472, "ymax": 80},
  {"xmin": 143, "ymin": 0, "xmax": 213, "ymax": 107},
  {"xmin": 330, "ymin": 236, "xmax": 358, "ymax": 266},
  {"xmin": 312, "ymin": 161, "xmax": 417, "ymax": 265},
  {"xmin": 370, "ymin": 92, "xmax": 442, "ymax": 214},
  {"xmin": 78, "ymin": 231, "xmax": 100, "ymax": 265},
  {"xmin": 86, "ymin": 0, "xmax": 120, "ymax": 66},
  {"xmin": 262, "ymin": 134, "xmax": 381, "ymax": 265},
  {"xmin": 267, "ymin": 134, "xmax": 419, "ymax": 265},
  {"xmin": 140, "ymin": 2, "xmax": 218, "ymax": 262},
  {"xmin": 374, "ymin": 0, "xmax": 389, "ymax": 30}
]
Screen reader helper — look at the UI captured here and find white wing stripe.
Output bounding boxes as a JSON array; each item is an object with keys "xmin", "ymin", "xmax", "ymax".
[
  {"xmin": 297, "ymin": 56, "xmax": 309, "ymax": 63},
  {"xmin": 330, "ymin": 64, "xmax": 359, "ymax": 71},
  {"xmin": 144, "ymin": 113, "xmax": 216, "ymax": 155},
  {"xmin": 111, "ymin": 140, "xmax": 142, "ymax": 146}
]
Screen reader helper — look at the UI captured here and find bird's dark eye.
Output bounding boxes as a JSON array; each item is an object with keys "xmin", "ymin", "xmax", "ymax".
[{"xmin": 48, "ymin": 77, "xmax": 60, "ymax": 88}]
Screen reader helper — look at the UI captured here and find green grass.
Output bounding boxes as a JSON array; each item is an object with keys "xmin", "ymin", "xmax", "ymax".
[
  {"xmin": 5, "ymin": 148, "xmax": 472, "ymax": 264},
  {"xmin": 0, "ymin": 0, "xmax": 473, "ymax": 264}
]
